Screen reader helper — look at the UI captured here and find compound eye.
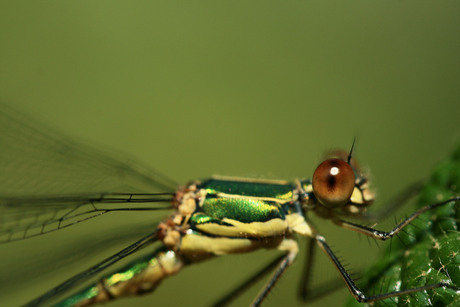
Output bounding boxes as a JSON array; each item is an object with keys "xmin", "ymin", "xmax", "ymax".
[{"xmin": 312, "ymin": 159, "xmax": 355, "ymax": 208}]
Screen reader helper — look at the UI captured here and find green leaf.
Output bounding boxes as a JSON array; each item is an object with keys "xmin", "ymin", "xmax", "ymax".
[{"xmin": 345, "ymin": 144, "xmax": 460, "ymax": 307}]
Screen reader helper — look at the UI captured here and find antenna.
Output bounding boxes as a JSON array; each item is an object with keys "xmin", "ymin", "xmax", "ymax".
[{"xmin": 347, "ymin": 137, "xmax": 357, "ymax": 164}]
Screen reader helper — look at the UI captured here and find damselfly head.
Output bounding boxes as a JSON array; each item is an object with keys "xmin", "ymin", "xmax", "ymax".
[{"xmin": 311, "ymin": 149, "xmax": 374, "ymax": 216}]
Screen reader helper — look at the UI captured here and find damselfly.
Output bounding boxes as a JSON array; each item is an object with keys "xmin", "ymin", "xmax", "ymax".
[{"xmin": 0, "ymin": 105, "xmax": 458, "ymax": 307}]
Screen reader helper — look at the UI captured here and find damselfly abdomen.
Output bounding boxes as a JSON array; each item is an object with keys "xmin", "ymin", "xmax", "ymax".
[{"xmin": 0, "ymin": 106, "xmax": 458, "ymax": 307}]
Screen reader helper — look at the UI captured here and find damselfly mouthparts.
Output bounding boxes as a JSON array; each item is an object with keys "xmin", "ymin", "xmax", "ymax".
[{"xmin": 0, "ymin": 106, "xmax": 458, "ymax": 307}]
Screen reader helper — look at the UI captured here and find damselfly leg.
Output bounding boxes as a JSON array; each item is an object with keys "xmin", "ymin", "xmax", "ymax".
[
  {"xmin": 1, "ymin": 105, "xmax": 458, "ymax": 306},
  {"xmin": 212, "ymin": 156, "xmax": 460, "ymax": 307}
]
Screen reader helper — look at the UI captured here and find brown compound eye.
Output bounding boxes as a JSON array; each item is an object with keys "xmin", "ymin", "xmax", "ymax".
[{"xmin": 312, "ymin": 158, "xmax": 355, "ymax": 208}]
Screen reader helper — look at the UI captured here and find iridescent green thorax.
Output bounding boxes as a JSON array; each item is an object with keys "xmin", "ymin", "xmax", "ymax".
[
  {"xmin": 161, "ymin": 176, "xmax": 315, "ymax": 241},
  {"xmin": 195, "ymin": 177, "xmax": 296, "ymax": 224},
  {"xmin": 196, "ymin": 197, "xmax": 285, "ymax": 223},
  {"xmin": 198, "ymin": 177, "xmax": 295, "ymax": 200}
]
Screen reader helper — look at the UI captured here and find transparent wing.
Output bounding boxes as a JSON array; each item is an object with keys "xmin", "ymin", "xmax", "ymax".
[
  {"xmin": 0, "ymin": 193, "xmax": 173, "ymax": 243},
  {"xmin": 0, "ymin": 104, "xmax": 177, "ymax": 242}
]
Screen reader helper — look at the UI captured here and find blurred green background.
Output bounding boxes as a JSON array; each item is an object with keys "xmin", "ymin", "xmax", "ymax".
[{"xmin": 0, "ymin": 1, "xmax": 459, "ymax": 306}]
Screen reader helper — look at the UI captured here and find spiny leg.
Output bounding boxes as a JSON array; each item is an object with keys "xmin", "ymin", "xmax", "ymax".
[
  {"xmin": 298, "ymin": 237, "xmax": 316, "ymax": 300},
  {"xmin": 212, "ymin": 239, "xmax": 299, "ymax": 307},
  {"xmin": 317, "ymin": 197, "xmax": 460, "ymax": 303},
  {"xmin": 335, "ymin": 197, "xmax": 460, "ymax": 240},
  {"xmin": 298, "ymin": 237, "xmax": 344, "ymax": 302},
  {"xmin": 251, "ymin": 255, "xmax": 291, "ymax": 307},
  {"xmin": 211, "ymin": 254, "xmax": 286, "ymax": 307},
  {"xmin": 315, "ymin": 235, "xmax": 459, "ymax": 303},
  {"xmin": 250, "ymin": 239, "xmax": 299, "ymax": 307}
]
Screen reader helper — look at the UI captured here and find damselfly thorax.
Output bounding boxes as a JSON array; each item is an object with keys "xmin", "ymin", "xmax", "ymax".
[
  {"xmin": 46, "ymin": 147, "xmax": 458, "ymax": 307},
  {"xmin": 1, "ymin": 106, "xmax": 458, "ymax": 307}
]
